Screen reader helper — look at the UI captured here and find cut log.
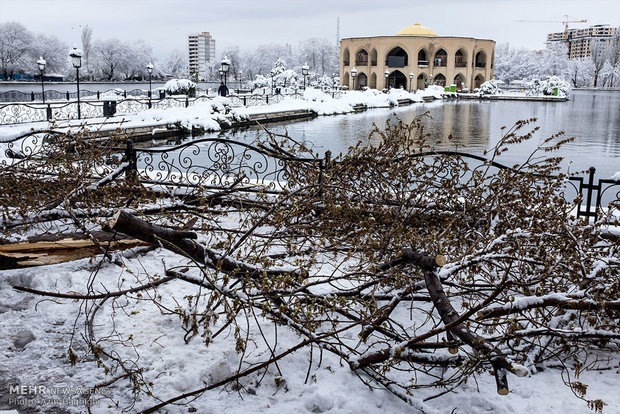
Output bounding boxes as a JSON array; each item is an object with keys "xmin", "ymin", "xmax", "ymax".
[
  {"xmin": 0, "ymin": 231, "xmax": 150, "ymax": 269},
  {"xmin": 111, "ymin": 210, "xmax": 205, "ymax": 264}
]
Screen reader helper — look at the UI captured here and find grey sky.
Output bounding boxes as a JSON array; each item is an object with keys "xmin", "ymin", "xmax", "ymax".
[{"xmin": 1, "ymin": 0, "xmax": 619, "ymax": 60}]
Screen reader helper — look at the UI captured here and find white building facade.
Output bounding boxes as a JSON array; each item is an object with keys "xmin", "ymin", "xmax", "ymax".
[{"xmin": 188, "ymin": 32, "xmax": 216, "ymax": 79}]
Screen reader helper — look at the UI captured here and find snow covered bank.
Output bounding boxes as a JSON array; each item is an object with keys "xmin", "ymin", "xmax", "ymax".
[{"xmin": 0, "ymin": 88, "xmax": 430, "ymax": 142}]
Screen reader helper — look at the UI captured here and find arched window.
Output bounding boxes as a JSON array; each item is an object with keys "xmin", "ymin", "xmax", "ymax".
[
  {"xmin": 343, "ymin": 49, "xmax": 350, "ymax": 66},
  {"xmin": 369, "ymin": 72, "xmax": 377, "ymax": 88},
  {"xmin": 475, "ymin": 51, "xmax": 487, "ymax": 68},
  {"xmin": 386, "ymin": 47, "xmax": 408, "ymax": 68},
  {"xmin": 356, "ymin": 49, "xmax": 369, "ymax": 66},
  {"xmin": 474, "ymin": 74, "xmax": 485, "ymax": 88},
  {"xmin": 434, "ymin": 73, "xmax": 446, "ymax": 86},
  {"xmin": 386, "ymin": 70, "xmax": 408, "ymax": 89},
  {"xmin": 417, "ymin": 49, "xmax": 428, "ymax": 66},
  {"xmin": 357, "ymin": 73, "xmax": 368, "ymax": 88},
  {"xmin": 434, "ymin": 49, "xmax": 447, "ymax": 67},
  {"xmin": 455, "ymin": 49, "xmax": 467, "ymax": 67},
  {"xmin": 454, "ymin": 73, "xmax": 465, "ymax": 89},
  {"xmin": 416, "ymin": 73, "xmax": 427, "ymax": 89}
]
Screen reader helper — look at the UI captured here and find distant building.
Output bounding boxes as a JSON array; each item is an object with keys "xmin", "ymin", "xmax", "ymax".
[
  {"xmin": 188, "ymin": 32, "xmax": 216, "ymax": 79},
  {"xmin": 547, "ymin": 25, "xmax": 618, "ymax": 59},
  {"xmin": 340, "ymin": 23, "xmax": 495, "ymax": 91}
]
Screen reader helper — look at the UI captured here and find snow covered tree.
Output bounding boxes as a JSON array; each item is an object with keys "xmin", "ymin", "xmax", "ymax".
[
  {"xmin": 539, "ymin": 42, "xmax": 569, "ymax": 77},
  {"xmin": 296, "ymin": 37, "xmax": 339, "ymax": 77},
  {"xmin": 0, "ymin": 22, "xmax": 33, "ymax": 79},
  {"xmin": 29, "ymin": 33, "xmax": 69, "ymax": 75},
  {"xmin": 160, "ymin": 49, "xmax": 187, "ymax": 78},
  {"xmin": 566, "ymin": 58, "xmax": 594, "ymax": 87}
]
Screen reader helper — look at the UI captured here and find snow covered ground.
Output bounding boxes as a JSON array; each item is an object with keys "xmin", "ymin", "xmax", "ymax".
[
  {"xmin": 1, "ymin": 86, "xmax": 619, "ymax": 414},
  {"xmin": 1, "ymin": 247, "xmax": 619, "ymax": 414},
  {"xmin": 0, "ymin": 88, "xmax": 432, "ymax": 144},
  {"xmin": 1, "ymin": 211, "xmax": 618, "ymax": 414}
]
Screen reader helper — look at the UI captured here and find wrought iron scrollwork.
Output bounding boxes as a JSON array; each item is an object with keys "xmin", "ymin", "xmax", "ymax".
[{"xmin": 133, "ymin": 138, "xmax": 317, "ymax": 192}]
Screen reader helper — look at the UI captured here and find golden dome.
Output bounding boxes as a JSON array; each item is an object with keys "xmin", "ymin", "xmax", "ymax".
[{"xmin": 396, "ymin": 23, "xmax": 437, "ymax": 36}]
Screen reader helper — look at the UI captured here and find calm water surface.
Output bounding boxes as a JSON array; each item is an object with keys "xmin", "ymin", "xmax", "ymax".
[{"xmin": 208, "ymin": 90, "xmax": 619, "ymax": 179}]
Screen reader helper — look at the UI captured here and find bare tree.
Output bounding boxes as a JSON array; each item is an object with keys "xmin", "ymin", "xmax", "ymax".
[
  {"xmin": 81, "ymin": 26, "xmax": 93, "ymax": 80},
  {"xmin": 589, "ymin": 39, "xmax": 608, "ymax": 87}
]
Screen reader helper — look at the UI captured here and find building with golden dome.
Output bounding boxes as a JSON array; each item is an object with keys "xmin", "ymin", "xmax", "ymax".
[{"xmin": 340, "ymin": 23, "xmax": 495, "ymax": 91}]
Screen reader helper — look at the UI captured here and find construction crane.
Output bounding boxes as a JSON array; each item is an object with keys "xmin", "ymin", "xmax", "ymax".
[{"xmin": 515, "ymin": 15, "xmax": 587, "ymax": 34}]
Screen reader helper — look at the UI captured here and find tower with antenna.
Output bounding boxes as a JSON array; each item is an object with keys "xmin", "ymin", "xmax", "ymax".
[{"xmin": 336, "ymin": 17, "xmax": 340, "ymax": 49}]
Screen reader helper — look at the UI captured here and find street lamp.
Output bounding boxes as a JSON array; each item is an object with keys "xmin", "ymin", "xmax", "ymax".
[
  {"xmin": 69, "ymin": 45, "xmax": 83, "ymax": 119},
  {"xmin": 384, "ymin": 69, "xmax": 389, "ymax": 89},
  {"xmin": 409, "ymin": 72, "xmax": 414, "ymax": 92},
  {"xmin": 220, "ymin": 56, "xmax": 230, "ymax": 86},
  {"xmin": 238, "ymin": 70, "xmax": 243, "ymax": 90},
  {"xmin": 301, "ymin": 63, "xmax": 309, "ymax": 89},
  {"xmin": 37, "ymin": 57, "xmax": 46, "ymax": 103},
  {"xmin": 351, "ymin": 66, "xmax": 357, "ymax": 90},
  {"xmin": 146, "ymin": 62, "xmax": 153, "ymax": 108}
]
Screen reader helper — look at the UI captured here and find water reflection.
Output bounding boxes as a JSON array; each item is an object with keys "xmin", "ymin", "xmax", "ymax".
[{"xmin": 177, "ymin": 90, "xmax": 619, "ymax": 179}]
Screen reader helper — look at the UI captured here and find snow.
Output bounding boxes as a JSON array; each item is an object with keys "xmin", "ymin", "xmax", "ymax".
[
  {"xmin": 0, "ymin": 87, "xmax": 431, "ymax": 143},
  {"xmin": 612, "ymin": 171, "xmax": 620, "ymax": 181},
  {"xmin": 1, "ymin": 211, "xmax": 619, "ymax": 413},
  {"xmin": 1, "ymin": 86, "xmax": 619, "ymax": 413}
]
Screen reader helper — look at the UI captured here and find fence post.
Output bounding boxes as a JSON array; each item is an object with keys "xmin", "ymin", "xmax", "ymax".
[
  {"xmin": 266, "ymin": 95, "xmax": 269, "ymax": 105},
  {"xmin": 97, "ymin": 91, "xmax": 100, "ymax": 100},
  {"xmin": 243, "ymin": 96, "xmax": 247, "ymax": 106},
  {"xmin": 185, "ymin": 97, "xmax": 189, "ymax": 108},
  {"xmin": 66, "ymin": 91, "xmax": 70, "ymax": 100},
  {"xmin": 46, "ymin": 104, "xmax": 52, "ymax": 121},
  {"xmin": 31, "ymin": 92, "xmax": 35, "ymax": 102},
  {"xmin": 125, "ymin": 139, "xmax": 137, "ymax": 181},
  {"xmin": 318, "ymin": 150, "xmax": 331, "ymax": 198},
  {"xmin": 585, "ymin": 167, "xmax": 597, "ymax": 221}
]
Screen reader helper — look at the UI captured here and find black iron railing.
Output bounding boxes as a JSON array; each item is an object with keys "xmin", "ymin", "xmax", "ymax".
[
  {"xmin": 0, "ymin": 90, "xmax": 324, "ymax": 125},
  {"xmin": 3, "ymin": 133, "xmax": 617, "ymax": 221},
  {"xmin": 120, "ymin": 138, "xmax": 328, "ymax": 194}
]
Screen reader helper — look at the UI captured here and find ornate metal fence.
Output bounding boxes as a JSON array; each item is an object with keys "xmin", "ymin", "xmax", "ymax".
[
  {"xmin": 122, "ymin": 138, "xmax": 325, "ymax": 193},
  {"xmin": 2, "ymin": 131, "xmax": 618, "ymax": 220},
  {"xmin": 405, "ymin": 151, "xmax": 620, "ymax": 221},
  {"xmin": 0, "ymin": 91, "xmax": 312, "ymax": 125}
]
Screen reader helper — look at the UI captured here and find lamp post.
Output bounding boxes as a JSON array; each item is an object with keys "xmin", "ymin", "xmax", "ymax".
[
  {"xmin": 37, "ymin": 57, "xmax": 46, "ymax": 103},
  {"xmin": 301, "ymin": 63, "xmax": 309, "ymax": 89},
  {"xmin": 351, "ymin": 66, "xmax": 357, "ymax": 90},
  {"xmin": 220, "ymin": 56, "xmax": 230, "ymax": 86},
  {"xmin": 409, "ymin": 72, "xmax": 414, "ymax": 92},
  {"xmin": 146, "ymin": 62, "xmax": 153, "ymax": 108},
  {"xmin": 218, "ymin": 68, "xmax": 224, "ymax": 84},
  {"xmin": 238, "ymin": 70, "xmax": 243, "ymax": 90},
  {"xmin": 69, "ymin": 45, "xmax": 83, "ymax": 119},
  {"xmin": 384, "ymin": 69, "xmax": 389, "ymax": 89}
]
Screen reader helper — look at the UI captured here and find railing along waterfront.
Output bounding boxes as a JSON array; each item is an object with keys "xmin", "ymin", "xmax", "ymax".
[
  {"xmin": 0, "ymin": 90, "xmax": 336, "ymax": 125},
  {"xmin": 2, "ymin": 131, "xmax": 618, "ymax": 220}
]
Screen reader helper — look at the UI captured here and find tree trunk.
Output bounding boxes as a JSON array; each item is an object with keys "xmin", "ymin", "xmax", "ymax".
[{"xmin": 111, "ymin": 210, "xmax": 205, "ymax": 264}]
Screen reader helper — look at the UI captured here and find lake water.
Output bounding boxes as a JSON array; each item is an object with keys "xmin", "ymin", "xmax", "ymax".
[{"xmin": 207, "ymin": 89, "xmax": 619, "ymax": 179}]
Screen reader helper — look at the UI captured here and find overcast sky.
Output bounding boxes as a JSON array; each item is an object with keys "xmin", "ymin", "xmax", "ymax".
[{"xmin": 1, "ymin": 0, "xmax": 619, "ymax": 60}]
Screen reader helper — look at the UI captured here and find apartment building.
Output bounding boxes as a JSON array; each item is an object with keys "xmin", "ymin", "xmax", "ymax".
[
  {"xmin": 547, "ymin": 25, "xmax": 618, "ymax": 59},
  {"xmin": 188, "ymin": 32, "xmax": 216, "ymax": 78}
]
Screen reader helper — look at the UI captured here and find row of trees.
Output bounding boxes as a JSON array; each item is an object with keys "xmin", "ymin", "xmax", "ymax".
[
  {"xmin": 0, "ymin": 21, "xmax": 339, "ymax": 84},
  {"xmin": 495, "ymin": 37, "xmax": 620, "ymax": 88}
]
